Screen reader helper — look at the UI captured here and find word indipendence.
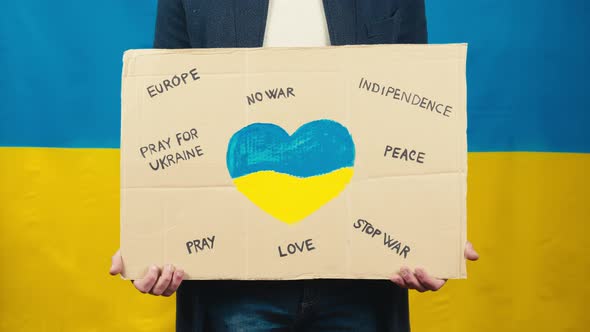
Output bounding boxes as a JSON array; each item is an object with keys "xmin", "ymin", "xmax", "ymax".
[{"xmin": 359, "ymin": 77, "xmax": 453, "ymax": 118}]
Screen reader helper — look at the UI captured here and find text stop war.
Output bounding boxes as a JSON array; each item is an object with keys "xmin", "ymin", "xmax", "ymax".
[{"xmin": 354, "ymin": 219, "xmax": 411, "ymax": 259}]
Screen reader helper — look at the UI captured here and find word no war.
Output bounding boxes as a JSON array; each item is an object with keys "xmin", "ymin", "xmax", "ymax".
[
  {"xmin": 247, "ymin": 87, "xmax": 295, "ymax": 105},
  {"xmin": 358, "ymin": 77, "xmax": 453, "ymax": 118}
]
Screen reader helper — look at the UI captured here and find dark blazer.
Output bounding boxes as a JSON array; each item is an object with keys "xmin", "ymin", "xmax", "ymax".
[
  {"xmin": 154, "ymin": 0, "xmax": 427, "ymax": 48},
  {"xmin": 153, "ymin": 1, "xmax": 427, "ymax": 331}
]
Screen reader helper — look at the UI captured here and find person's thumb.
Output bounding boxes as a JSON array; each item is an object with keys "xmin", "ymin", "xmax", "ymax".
[
  {"xmin": 110, "ymin": 250, "xmax": 123, "ymax": 275},
  {"xmin": 465, "ymin": 241, "xmax": 480, "ymax": 261}
]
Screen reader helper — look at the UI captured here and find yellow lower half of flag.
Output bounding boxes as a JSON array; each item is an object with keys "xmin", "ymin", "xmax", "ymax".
[{"xmin": 0, "ymin": 148, "xmax": 588, "ymax": 331}]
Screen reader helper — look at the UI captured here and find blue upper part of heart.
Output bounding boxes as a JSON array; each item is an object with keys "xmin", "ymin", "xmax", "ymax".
[{"xmin": 227, "ymin": 119, "xmax": 355, "ymax": 178}]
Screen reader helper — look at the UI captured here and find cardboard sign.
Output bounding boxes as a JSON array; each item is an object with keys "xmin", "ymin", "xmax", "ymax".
[{"xmin": 120, "ymin": 44, "xmax": 467, "ymax": 280}]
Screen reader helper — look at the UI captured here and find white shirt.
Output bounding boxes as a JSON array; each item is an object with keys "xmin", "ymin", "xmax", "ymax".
[{"xmin": 262, "ymin": 0, "xmax": 331, "ymax": 47}]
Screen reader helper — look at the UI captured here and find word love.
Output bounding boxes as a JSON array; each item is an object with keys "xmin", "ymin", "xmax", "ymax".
[
  {"xmin": 186, "ymin": 235, "xmax": 215, "ymax": 254},
  {"xmin": 384, "ymin": 145, "xmax": 426, "ymax": 164},
  {"xmin": 354, "ymin": 219, "xmax": 411, "ymax": 259},
  {"xmin": 139, "ymin": 128, "xmax": 204, "ymax": 171},
  {"xmin": 147, "ymin": 68, "xmax": 200, "ymax": 98},
  {"xmin": 278, "ymin": 238, "xmax": 316, "ymax": 258},
  {"xmin": 247, "ymin": 87, "xmax": 295, "ymax": 105}
]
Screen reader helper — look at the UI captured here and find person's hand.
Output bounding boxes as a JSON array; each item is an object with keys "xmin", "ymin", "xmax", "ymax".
[
  {"xmin": 109, "ymin": 250, "xmax": 184, "ymax": 296},
  {"xmin": 390, "ymin": 241, "xmax": 479, "ymax": 292}
]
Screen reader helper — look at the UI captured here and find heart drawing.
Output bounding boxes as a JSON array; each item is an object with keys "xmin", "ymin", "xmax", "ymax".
[{"xmin": 226, "ymin": 119, "xmax": 356, "ymax": 224}]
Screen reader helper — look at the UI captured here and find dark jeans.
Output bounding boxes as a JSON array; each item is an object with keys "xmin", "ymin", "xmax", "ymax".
[{"xmin": 177, "ymin": 280, "xmax": 409, "ymax": 332}]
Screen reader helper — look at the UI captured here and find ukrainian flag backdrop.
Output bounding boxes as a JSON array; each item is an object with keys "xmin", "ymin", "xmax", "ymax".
[{"xmin": 0, "ymin": 1, "xmax": 588, "ymax": 331}]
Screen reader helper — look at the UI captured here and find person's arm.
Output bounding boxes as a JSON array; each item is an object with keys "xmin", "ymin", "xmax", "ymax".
[
  {"xmin": 397, "ymin": 0, "xmax": 428, "ymax": 44},
  {"xmin": 154, "ymin": 0, "xmax": 191, "ymax": 48}
]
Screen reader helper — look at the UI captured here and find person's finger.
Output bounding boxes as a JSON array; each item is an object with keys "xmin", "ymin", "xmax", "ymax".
[
  {"xmin": 400, "ymin": 267, "xmax": 427, "ymax": 292},
  {"xmin": 465, "ymin": 241, "xmax": 480, "ymax": 261},
  {"xmin": 133, "ymin": 265, "xmax": 160, "ymax": 294},
  {"xmin": 415, "ymin": 268, "xmax": 446, "ymax": 291},
  {"xmin": 109, "ymin": 250, "xmax": 123, "ymax": 275},
  {"xmin": 151, "ymin": 265, "xmax": 175, "ymax": 296},
  {"xmin": 390, "ymin": 274, "xmax": 408, "ymax": 288},
  {"xmin": 162, "ymin": 269, "xmax": 184, "ymax": 297}
]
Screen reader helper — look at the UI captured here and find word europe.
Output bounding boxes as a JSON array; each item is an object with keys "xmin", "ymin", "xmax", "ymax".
[{"xmin": 146, "ymin": 68, "xmax": 200, "ymax": 98}]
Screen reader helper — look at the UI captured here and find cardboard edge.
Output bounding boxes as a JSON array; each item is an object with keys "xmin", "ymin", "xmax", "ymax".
[
  {"xmin": 119, "ymin": 50, "xmax": 137, "ymax": 280},
  {"xmin": 119, "ymin": 44, "xmax": 470, "ymax": 280},
  {"xmin": 460, "ymin": 43, "xmax": 469, "ymax": 279},
  {"xmin": 122, "ymin": 43, "xmax": 470, "ymax": 58}
]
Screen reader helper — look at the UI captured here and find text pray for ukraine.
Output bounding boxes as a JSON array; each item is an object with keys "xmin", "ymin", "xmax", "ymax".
[{"xmin": 139, "ymin": 128, "xmax": 204, "ymax": 171}]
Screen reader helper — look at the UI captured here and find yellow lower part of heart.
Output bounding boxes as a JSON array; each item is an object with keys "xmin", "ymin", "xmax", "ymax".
[{"xmin": 233, "ymin": 167, "xmax": 354, "ymax": 224}]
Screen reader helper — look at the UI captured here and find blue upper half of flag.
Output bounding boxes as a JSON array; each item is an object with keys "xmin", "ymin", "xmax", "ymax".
[{"xmin": 0, "ymin": 1, "xmax": 588, "ymax": 153}]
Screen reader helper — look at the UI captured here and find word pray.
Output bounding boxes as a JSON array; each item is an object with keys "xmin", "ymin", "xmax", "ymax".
[
  {"xmin": 186, "ymin": 235, "xmax": 216, "ymax": 254},
  {"xmin": 384, "ymin": 145, "xmax": 426, "ymax": 164},
  {"xmin": 147, "ymin": 68, "xmax": 200, "ymax": 98},
  {"xmin": 278, "ymin": 238, "xmax": 316, "ymax": 258},
  {"xmin": 353, "ymin": 218, "xmax": 411, "ymax": 259},
  {"xmin": 247, "ymin": 87, "xmax": 295, "ymax": 105}
]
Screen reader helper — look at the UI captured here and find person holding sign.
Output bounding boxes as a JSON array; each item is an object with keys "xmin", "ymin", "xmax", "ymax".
[{"xmin": 110, "ymin": 0, "xmax": 479, "ymax": 331}]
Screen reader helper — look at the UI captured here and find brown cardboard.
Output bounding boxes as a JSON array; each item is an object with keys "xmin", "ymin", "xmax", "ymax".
[{"xmin": 120, "ymin": 44, "xmax": 467, "ymax": 280}]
